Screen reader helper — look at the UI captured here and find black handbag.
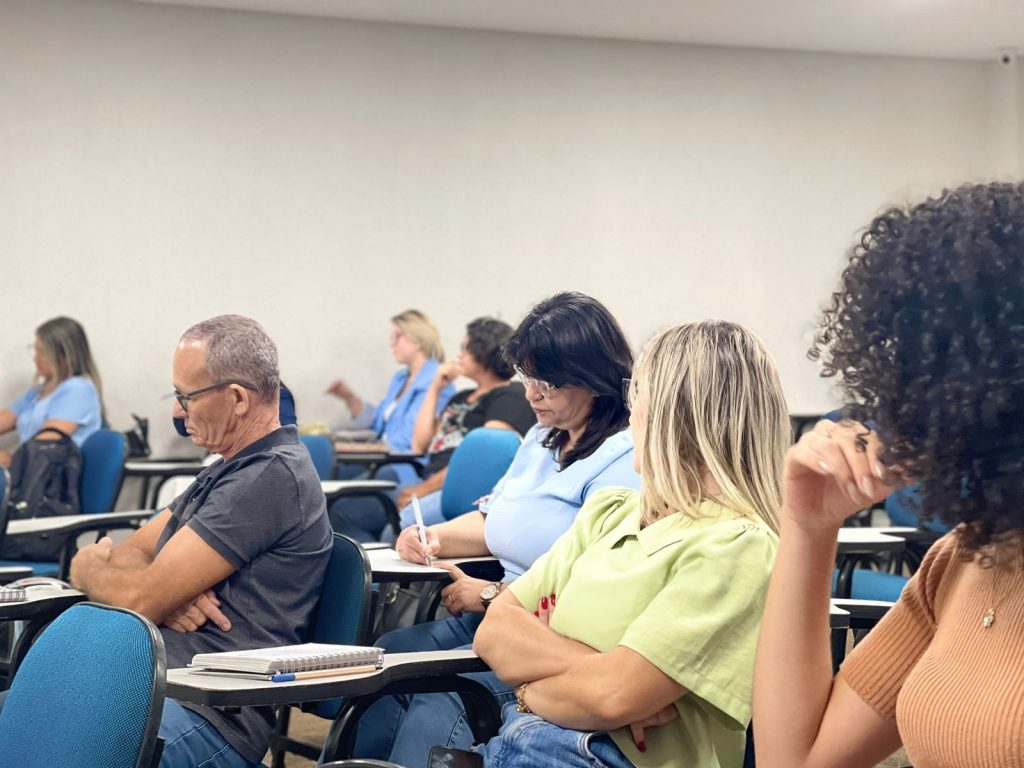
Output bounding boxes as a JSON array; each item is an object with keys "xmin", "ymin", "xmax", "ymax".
[
  {"xmin": 3, "ymin": 427, "xmax": 83, "ymax": 560},
  {"xmin": 123, "ymin": 413, "xmax": 151, "ymax": 459}
]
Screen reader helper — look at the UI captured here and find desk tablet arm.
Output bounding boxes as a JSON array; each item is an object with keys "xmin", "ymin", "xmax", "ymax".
[{"xmin": 322, "ymin": 481, "xmax": 401, "ymax": 538}]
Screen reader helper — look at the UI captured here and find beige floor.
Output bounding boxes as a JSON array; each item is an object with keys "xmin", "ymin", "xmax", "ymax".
[{"xmin": 265, "ymin": 710, "xmax": 331, "ymax": 767}]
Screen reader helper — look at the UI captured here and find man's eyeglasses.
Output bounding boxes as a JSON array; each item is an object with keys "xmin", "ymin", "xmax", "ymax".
[
  {"xmin": 622, "ymin": 378, "xmax": 632, "ymax": 411},
  {"xmin": 514, "ymin": 367, "xmax": 559, "ymax": 398},
  {"xmin": 169, "ymin": 380, "xmax": 257, "ymax": 413}
]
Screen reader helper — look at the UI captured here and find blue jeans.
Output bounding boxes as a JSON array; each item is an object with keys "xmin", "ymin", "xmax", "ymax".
[
  {"xmin": 0, "ymin": 691, "xmax": 255, "ymax": 768},
  {"xmin": 159, "ymin": 700, "xmax": 258, "ymax": 768},
  {"xmin": 481, "ymin": 702, "xmax": 635, "ymax": 768},
  {"xmin": 354, "ymin": 613, "xmax": 516, "ymax": 766}
]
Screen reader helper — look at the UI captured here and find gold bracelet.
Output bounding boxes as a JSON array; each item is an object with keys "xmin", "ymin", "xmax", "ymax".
[{"xmin": 515, "ymin": 682, "xmax": 532, "ymax": 714}]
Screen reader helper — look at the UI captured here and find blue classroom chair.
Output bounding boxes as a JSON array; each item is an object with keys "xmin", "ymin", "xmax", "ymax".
[
  {"xmin": 301, "ymin": 434, "xmax": 337, "ymax": 481},
  {"xmin": 269, "ymin": 532, "xmax": 373, "ymax": 767},
  {"xmin": 440, "ymin": 428, "xmax": 522, "ymax": 521},
  {"xmin": 0, "ymin": 429, "xmax": 128, "ymax": 576},
  {"xmin": 0, "ymin": 602, "xmax": 166, "ymax": 767}
]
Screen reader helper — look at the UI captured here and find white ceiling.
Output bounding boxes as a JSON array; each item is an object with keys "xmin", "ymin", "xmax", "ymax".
[{"xmin": 131, "ymin": 0, "xmax": 1023, "ymax": 62}]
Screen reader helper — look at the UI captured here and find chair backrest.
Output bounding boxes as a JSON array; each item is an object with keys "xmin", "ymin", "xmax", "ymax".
[
  {"xmin": 885, "ymin": 483, "xmax": 951, "ymax": 534},
  {"xmin": 308, "ymin": 533, "xmax": 373, "ymax": 718},
  {"xmin": 0, "ymin": 467, "xmax": 11, "ymax": 547},
  {"xmin": 0, "ymin": 602, "xmax": 165, "ymax": 768},
  {"xmin": 80, "ymin": 430, "xmax": 127, "ymax": 514},
  {"xmin": 440, "ymin": 428, "xmax": 522, "ymax": 521},
  {"xmin": 300, "ymin": 434, "xmax": 336, "ymax": 481}
]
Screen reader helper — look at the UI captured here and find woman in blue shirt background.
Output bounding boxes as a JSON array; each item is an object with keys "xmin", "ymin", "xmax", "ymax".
[
  {"xmin": 326, "ymin": 308, "xmax": 454, "ymax": 539},
  {"xmin": 0, "ymin": 316, "xmax": 105, "ymax": 468}
]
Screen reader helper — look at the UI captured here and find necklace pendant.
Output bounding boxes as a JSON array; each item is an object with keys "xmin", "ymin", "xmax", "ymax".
[{"xmin": 982, "ymin": 608, "xmax": 995, "ymax": 629}]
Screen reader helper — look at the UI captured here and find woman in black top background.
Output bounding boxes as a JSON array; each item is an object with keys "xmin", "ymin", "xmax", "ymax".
[{"xmin": 398, "ymin": 316, "xmax": 536, "ymax": 521}]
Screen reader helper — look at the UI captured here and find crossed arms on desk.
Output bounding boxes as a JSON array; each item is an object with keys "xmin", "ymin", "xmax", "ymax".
[{"xmin": 69, "ymin": 507, "xmax": 234, "ymax": 632}]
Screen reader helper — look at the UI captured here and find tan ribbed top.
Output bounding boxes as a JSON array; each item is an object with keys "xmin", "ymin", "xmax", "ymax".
[{"xmin": 839, "ymin": 531, "xmax": 1024, "ymax": 767}]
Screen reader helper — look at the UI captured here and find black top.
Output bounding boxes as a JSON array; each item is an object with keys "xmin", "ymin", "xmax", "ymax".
[
  {"xmin": 424, "ymin": 382, "xmax": 535, "ymax": 476},
  {"xmin": 158, "ymin": 425, "xmax": 332, "ymax": 764}
]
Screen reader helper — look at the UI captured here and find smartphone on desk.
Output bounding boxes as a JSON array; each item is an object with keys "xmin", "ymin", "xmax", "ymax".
[{"xmin": 427, "ymin": 746, "xmax": 483, "ymax": 768}]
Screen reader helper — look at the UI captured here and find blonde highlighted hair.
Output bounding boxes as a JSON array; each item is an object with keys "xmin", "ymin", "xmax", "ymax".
[
  {"xmin": 632, "ymin": 321, "xmax": 788, "ymax": 533},
  {"xmin": 36, "ymin": 316, "xmax": 108, "ymax": 426},
  {"xmin": 391, "ymin": 309, "xmax": 445, "ymax": 362}
]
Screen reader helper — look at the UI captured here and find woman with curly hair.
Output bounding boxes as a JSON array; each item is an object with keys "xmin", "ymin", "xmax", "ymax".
[{"xmin": 754, "ymin": 181, "xmax": 1024, "ymax": 768}]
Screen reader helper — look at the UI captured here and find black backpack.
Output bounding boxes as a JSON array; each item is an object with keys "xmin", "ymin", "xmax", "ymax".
[{"xmin": 2, "ymin": 427, "xmax": 83, "ymax": 561}]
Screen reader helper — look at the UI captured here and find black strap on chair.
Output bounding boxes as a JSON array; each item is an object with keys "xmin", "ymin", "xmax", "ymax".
[{"xmin": 321, "ymin": 675, "xmax": 502, "ymax": 764}]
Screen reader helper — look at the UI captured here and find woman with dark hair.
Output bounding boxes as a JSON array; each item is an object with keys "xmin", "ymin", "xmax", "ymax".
[
  {"xmin": 754, "ymin": 182, "xmax": 1024, "ymax": 768},
  {"xmin": 0, "ymin": 317, "xmax": 105, "ymax": 468},
  {"xmin": 396, "ymin": 317, "xmax": 536, "ymax": 528},
  {"xmin": 353, "ymin": 291, "xmax": 640, "ymax": 762}
]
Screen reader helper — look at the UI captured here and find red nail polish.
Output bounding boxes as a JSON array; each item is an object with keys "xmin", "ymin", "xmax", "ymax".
[
  {"xmin": 550, "ymin": 593, "xmax": 556, "ymax": 606},
  {"xmin": 540, "ymin": 596, "xmax": 548, "ymax": 609},
  {"xmin": 533, "ymin": 610, "xmax": 539, "ymax": 617},
  {"xmin": 638, "ymin": 740, "xmax": 647, "ymax": 753}
]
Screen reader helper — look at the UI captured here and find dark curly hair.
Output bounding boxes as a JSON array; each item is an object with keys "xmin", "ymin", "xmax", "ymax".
[
  {"xmin": 464, "ymin": 317, "xmax": 515, "ymax": 379},
  {"xmin": 812, "ymin": 181, "xmax": 1024, "ymax": 551},
  {"xmin": 504, "ymin": 291, "xmax": 632, "ymax": 469}
]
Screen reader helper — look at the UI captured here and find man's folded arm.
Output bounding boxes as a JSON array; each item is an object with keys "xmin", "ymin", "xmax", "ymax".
[{"xmin": 70, "ymin": 508, "xmax": 236, "ymax": 625}]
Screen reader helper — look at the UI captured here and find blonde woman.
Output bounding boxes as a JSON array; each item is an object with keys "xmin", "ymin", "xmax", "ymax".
[
  {"xmin": 328, "ymin": 309, "xmax": 450, "ymax": 452},
  {"xmin": 327, "ymin": 309, "xmax": 455, "ymax": 539},
  {"xmin": 385, "ymin": 320, "xmax": 786, "ymax": 768},
  {"xmin": 0, "ymin": 317, "xmax": 106, "ymax": 468}
]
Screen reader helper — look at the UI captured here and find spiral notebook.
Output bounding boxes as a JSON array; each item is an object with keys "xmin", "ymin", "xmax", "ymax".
[
  {"xmin": 0, "ymin": 587, "xmax": 27, "ymax": 603},
  {"xmin": 189, "ymin": 643, "xmax": 384, "ymax": 676}
]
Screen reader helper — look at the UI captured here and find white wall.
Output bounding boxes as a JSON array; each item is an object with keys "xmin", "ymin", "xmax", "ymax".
[{"xmin": 0, "ymin": 0, "xmax": 1010, "ymax": 455}]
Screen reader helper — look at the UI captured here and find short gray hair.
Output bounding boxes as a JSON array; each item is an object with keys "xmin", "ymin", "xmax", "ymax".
[{"xmin": 180, "ymin": 315, "xmax": 279, "ymax": 404}]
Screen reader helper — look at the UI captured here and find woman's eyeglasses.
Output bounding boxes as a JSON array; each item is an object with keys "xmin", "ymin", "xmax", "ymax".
[
  {"xmin": 622, "ymin": 378, "xmax": 632, "ymax": 411},
  {"xmin": 515, "ymin": 367, "xmax": 559, "ymax": 398}
]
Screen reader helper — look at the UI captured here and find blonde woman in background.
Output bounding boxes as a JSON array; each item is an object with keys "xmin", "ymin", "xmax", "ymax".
[
  {"xmin": 326, "ymin": 309, "xmax": 455, "ymax": 539},
  {"xmin": 0, "ymin": 316, "xmax": 106, "ymax": 468},
  {"xmin": 385, "ymin": 320, "xmax": 787, "ymax": 768}
]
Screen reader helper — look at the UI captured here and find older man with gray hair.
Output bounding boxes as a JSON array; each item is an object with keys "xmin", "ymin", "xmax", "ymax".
[{"xmin": 71, "ymin": 314, "xmax": 332, "ymax": 768}]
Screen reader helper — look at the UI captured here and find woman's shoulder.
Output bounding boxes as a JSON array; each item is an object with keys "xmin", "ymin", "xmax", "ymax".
[
  {"xmin": 685, "ymin": 504, "xmax": 780, "ymax": 556},
  {"xmin": 577, "ymin": 487, "xmax": 640, "ymax": 535},
  {"xmin": 55, "ymin": 376, "xmax": 98, "ymax": 398},
  {"xmin": 573, "ymin": 427, "xmax": 633, "ymax": 468}
]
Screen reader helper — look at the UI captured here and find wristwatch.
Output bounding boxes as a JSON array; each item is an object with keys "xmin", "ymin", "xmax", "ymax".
[{"xmin": 480, "ymin": 582, "xmax": 502, "ymax": 611}]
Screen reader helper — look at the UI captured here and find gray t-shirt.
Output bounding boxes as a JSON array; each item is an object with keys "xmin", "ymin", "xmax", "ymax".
[{"xmin": 157, "ymin": 425, "xmax": 331, "ymax": 763}]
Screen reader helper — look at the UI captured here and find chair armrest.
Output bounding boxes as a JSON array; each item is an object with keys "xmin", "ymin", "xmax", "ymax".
[{"xmin": 321, "ymin": 482, "xmax": 401, "ymax": 537}]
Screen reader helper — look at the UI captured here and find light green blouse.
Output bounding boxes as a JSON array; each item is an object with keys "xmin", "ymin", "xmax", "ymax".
[{"xmin": 509, "ymin": 487, "xmax": 778, "ymax": 768}]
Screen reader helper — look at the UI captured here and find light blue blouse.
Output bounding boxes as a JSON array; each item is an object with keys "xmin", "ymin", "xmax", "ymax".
[
  {"xmin": 350, "ymin": 361, "xmax": 455, "ymax": 486},
  {"xmin": 9, "ymin": 376, "xmax": 102, "ymax": 446},
  {"xmin": 482, "ymin": 424, "xmax": 640, "ymax": 581},
  {"xmin": 353, "ymin": 360, "xmax": 455, "ymax": 453}
]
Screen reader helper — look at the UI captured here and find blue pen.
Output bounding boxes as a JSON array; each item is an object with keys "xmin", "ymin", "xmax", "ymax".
[{"xmin": 270, "ymin": 664, "xmax": 379, "ymax": 683}]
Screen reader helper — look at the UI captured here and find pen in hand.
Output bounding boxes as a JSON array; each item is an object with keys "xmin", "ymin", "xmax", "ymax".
[{"xmin": 411, "ymin": 495, "xmax": 434, "ymax": 566}]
